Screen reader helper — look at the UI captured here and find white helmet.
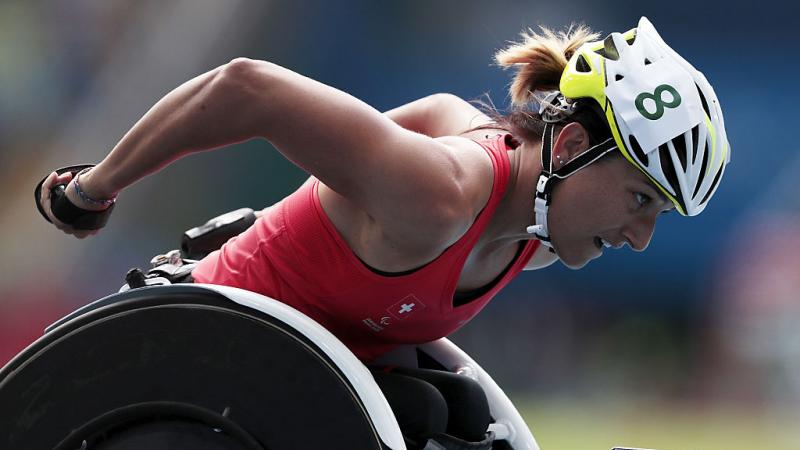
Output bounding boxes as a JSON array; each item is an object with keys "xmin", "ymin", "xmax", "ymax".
[{"xmin": 528, "ymin": 17, "xmax": 730, "ymax": 246}]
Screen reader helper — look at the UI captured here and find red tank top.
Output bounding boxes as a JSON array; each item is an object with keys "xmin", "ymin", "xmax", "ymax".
[{"xmin": 192, "ymin": 134, "xmax": 540, "ymax": 361}]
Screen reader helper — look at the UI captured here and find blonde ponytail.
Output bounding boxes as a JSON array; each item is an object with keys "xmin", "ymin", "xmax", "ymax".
[{"xmin": 495, "ymin": 24, "xmax": 600, "ymax": 106}]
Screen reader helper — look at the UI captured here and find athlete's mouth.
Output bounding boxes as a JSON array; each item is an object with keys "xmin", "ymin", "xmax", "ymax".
[{"xmin": 594, "ymin": 237, "xmax": 613, "ymax": 249}]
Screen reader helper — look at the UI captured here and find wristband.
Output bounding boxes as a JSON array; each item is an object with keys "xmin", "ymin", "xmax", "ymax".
[{"xmin": 74, "ymin": 167, "xmax": 117, "ymax": 207}]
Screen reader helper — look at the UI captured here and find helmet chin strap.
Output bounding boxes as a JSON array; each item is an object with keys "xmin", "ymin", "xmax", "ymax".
[{"xmin": 526, "ymin": 121, "xmax": 618, "ymax": 253}]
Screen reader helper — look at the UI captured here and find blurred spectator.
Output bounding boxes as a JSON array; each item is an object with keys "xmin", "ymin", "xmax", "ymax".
[{"xmin": 707, "ymin": 154, "xmax": 800, "ymax": 408}]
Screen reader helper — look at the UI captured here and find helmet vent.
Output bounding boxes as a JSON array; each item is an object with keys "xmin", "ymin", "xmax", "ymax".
[
  {"xmin": 700, "ymin": 166, "xmax": 723, "ymax": 205},
  {"xmin": 615, "ymin": 74, "xmax": 624, "ymax": 81},
  {"xmin": 644, "ymin": 58, "xmax": 652, "ymax": 65},
  {"xmin": 659, "ymin": 144, "xmax": 682, "ymax": 204},
  {"xmin": 629, "ymin": 135, "xmax": 648, "ymax": 166},
  {"xmin": 625, "ymin": 35, "xmax": 636, "ymax": 45},
  {"xmin": 598, "ymin": 35, "xmax": 620, "ymax": 60},
  {"xmin": 692, "ymin": 146, "xmax": 709, "ymax": 198},
  {"xmin": 695, "ymin": 84, "xmax": 711, "ymax": 116},
  {"xmin": 576, "ymin": 55, "xmax": 591, "ymax": 73},
  {"xmin": 670, "ymin": 134, "xmax": 688, "ymax": 172},
  {"xmin": 691, "ymin": 126, "xmax": 700, "ymax": 164}
]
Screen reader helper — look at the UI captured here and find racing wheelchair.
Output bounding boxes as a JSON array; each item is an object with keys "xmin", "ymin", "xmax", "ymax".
[{"xmin": 2, "ymin": 198, "xmax": 542, "ymax": 449}]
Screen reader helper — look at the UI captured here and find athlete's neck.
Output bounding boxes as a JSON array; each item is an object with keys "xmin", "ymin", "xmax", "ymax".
[{"xmin": 482, "ymin": 139, "xmax": 542, "ymax": 249}]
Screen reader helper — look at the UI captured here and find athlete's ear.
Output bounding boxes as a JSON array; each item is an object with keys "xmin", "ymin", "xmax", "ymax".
[{"xmin": 552, "ymin": 122, "xmax": 590, "ymax": 170}]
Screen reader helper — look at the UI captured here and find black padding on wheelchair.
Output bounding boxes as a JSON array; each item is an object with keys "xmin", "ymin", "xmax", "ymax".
[{"xmin": 0, "ymin": 286, "xmax": 391, "ymax": 449}]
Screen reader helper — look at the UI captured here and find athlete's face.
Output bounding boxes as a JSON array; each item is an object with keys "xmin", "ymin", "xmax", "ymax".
[{"xmin": 545, "ymin": 134, "xmax": 674, "ymax": 269}]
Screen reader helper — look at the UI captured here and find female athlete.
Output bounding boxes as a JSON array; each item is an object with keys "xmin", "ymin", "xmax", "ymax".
[{"xmin": 36, "ymin": 17, "xmax": 729, "ymax": 449}]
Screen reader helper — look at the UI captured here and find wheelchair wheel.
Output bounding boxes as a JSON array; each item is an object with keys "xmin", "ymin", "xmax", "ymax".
[{"xmin": 0, "ymin": 285, "xmax": 394, "ymax": 449}]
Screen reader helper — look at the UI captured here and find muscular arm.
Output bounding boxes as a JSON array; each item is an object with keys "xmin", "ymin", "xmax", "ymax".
[{"xmin": 80, "ymin": 58, "xmax": 480, "ymax": 243}]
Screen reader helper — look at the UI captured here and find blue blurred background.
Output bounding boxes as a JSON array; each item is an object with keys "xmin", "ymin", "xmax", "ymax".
[{"xmin": 2, "ymin": 0, "xmax": 799, "ymax": 448}]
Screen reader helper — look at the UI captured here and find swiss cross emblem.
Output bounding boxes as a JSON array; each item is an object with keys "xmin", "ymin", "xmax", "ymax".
[{"xmin": 388, "ymin": 294, "xmax": 426, "ymax": 320}]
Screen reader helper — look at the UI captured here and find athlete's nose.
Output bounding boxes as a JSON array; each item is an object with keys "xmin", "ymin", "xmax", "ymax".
[{"xmin": 623, "ymin": 213, "xmax": 657, "ymax": 252}]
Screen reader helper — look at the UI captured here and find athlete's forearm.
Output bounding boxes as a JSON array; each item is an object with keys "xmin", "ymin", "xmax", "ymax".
[{"xmin": 80, "ymin": 60, "xmax": 260, "ymax": 199}]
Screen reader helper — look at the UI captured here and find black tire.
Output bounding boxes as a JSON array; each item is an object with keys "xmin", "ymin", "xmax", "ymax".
[{"xmin": 0, "ymin": 285, "xmax": 391, "ymax": 450}]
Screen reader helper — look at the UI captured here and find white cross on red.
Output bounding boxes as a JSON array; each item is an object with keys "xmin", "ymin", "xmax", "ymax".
[{"xmin": 398, "ymin": 303, "xmax": 415, "ymax": 314}]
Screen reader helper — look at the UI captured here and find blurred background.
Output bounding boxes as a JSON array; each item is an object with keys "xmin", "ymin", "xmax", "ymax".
[{"xmin": 1, "ymin": 0, "xmax": 798, "ymax": 448}]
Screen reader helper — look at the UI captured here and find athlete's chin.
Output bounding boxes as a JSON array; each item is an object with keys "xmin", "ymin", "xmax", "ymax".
[
  {"xmin": 550, "ymin": 237, "xmax": 602, "ymax": 270},
  {"xmin": 556, "ymin": 248, "xmax": 599, "ymax": 270},
  {"xmin": 559, "ymin": 257, "xmax": 590, "ymax": 270}
]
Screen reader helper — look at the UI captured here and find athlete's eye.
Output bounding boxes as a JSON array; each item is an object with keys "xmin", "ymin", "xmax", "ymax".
[{"xmin": 634, "ymin": 192, "xmax": 652, "ymax": 209}]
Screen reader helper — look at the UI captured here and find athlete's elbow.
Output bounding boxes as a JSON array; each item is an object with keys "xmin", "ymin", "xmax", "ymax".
[
  {"xmin": 217, "ymin": 58, "xmax": 275, "ymax": 94},
  {"xmin": 432, "ymin": 203, "xmax": 472, "ymax": 242},
  {"xmin": 221, "ymin": 57, "xmax": 263, "ymax": 79},
  {"xmin": 415, "ymin": 183, "xmax": 476, "ymax": 243},
  {"xmin": 209, "ymin": 58, "xmax": 282, "ymax": 132}
]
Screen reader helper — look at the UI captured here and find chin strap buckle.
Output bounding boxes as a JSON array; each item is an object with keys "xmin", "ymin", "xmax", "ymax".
[{"xmin": 527, "ymin": 172, "xmax": 554, "ymax": 248}]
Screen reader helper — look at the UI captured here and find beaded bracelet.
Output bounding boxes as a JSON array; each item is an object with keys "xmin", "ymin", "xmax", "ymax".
[{"xmin": 73, "ymin": 167, "xmax": 117, "ymax": 207}]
